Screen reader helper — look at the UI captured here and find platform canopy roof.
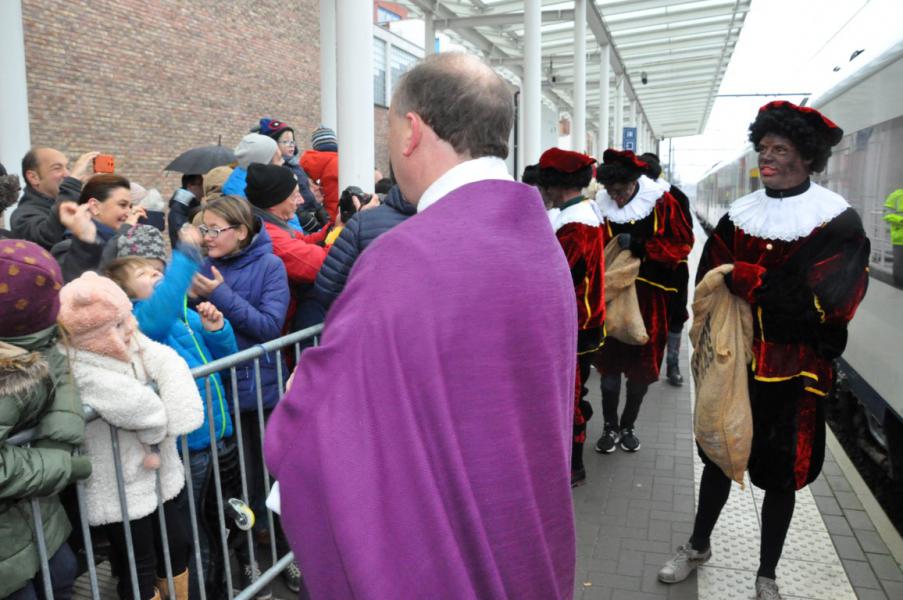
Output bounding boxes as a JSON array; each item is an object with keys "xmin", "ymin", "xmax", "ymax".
[{"xmin": 397, "ymin": 0, "xmax": 751, "ymax": 138}]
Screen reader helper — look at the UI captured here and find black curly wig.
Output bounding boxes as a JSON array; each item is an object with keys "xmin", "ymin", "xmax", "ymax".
[
  {"xmin": 639, "ymin": 153, "xmax": 662, "ymax": 179},
  {"xmin": 538, "ymin": 164, "xmax": 593, "ymax": 190},
  {"xmin": 748, "ymin": 106, "xmax": 839, "ymax": 173},
  {"xmin": 596, "ymin": 163, "xmax": 642, "ymax": 185},
  {"xmin": 521, "ymin": 164, "xmax": 540, "ymax": 186}
]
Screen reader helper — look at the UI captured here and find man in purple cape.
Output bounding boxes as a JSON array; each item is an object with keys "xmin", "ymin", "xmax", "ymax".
[{"xmin": 265, "ymin": 52, "xmax": 578, "ymax": 599}]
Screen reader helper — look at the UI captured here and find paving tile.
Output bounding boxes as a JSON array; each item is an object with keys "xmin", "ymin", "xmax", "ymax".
[
  {"xmin": 833, "ymin": 490, "xmax": 864, "ymax": 511},
  {"xmin": 854, "ymin": 529, "xmax": 890, "ymax": 554},
  {"xmin": 826, "ymin": 474, "xmax": 852, "ymax": 493},
  {"xmin": 841, "ymin": 559, "xmax": 881, "ymax": 589},
  {"xmin": 808, "ymin": 477, "xmax": 833, "ymax": 497},
  {"xmin": 851, "ymin": 588, "xmax": 889, "ymax": 600},
  {"xmin": 617, "ymin": 550, "xmax": 646, "ymax": 577},
  {"xmin": 611, "ymin": 590, "xmax": 666, "ymax": 600},
  {"xmin": 880, "ymin": 579, "xmax": 903, "ymax": 597},
  {"xmin": 831, "ymin": 535, "xmax": 866, "ymax": 561},
  {"xmin": 813, "ymin": 493, "xmax": 844, "ymax": 516},
  {"xmin": 843, "ymin": 508, "xmax": 876, "ymax": 532},
  {"xmin": 587, "ymin": 571, "xmax": 641, "ymax": 592},
  {"xmin": 865, "ymin": 552, "xmax": 903, "ymax": 581},
  {"xmin": 821, "ymin": 514, "xmax": 855, "ymax": 537}
]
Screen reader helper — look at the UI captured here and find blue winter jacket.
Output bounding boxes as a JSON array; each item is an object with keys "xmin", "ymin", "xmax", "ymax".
[
  {"xmin": 133, "ymin": 248, "xmax": 239, "ymax": 451},
  {"xmin": 314, "ymin": 185, "xmax": 416, "ymax": 312},
  {"xmin": 204, "ymin": 221, "xmax": 290, "ymax": 412},
  {"xmin": 222, "ymin": 166, "xmax": 248, "ymax": 198}
]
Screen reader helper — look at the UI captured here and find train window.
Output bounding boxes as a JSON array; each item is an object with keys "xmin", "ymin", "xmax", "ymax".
[{"xmin": 814, "ymin": 114, "xmax": 903, "ymax": 287}]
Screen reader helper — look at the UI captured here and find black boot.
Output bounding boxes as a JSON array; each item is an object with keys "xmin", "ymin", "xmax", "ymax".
[
  {"xmin": 666, "ymin": 332, "xmax": 684, "ymax": 387},
  {"xmin": 571, "ymin": 442, "xmax": 586, "ymax": 487}
]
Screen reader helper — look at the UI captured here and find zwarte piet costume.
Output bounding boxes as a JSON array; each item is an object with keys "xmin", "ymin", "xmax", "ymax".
[
  {"xmin": 659, "ymin": 101, "xmax": 868, "ymax": 597},
  {"xmin": 593, "ymin": 149, "xmax": 693, "ymax": 453},
  {"xmin": 540, "ymin": 147, "xmax": 605, "ymax": 486}
]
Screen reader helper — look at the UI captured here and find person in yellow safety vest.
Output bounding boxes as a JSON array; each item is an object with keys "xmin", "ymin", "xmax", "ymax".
[{"xmin": 884, "ymin": 188, "xmax": 903, "ymax": 286}]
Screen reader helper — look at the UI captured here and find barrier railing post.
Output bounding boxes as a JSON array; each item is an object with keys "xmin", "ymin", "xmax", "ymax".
[
  {"xmin": 154, "ymin": 469, "xmax": 175, "ymax": 599},
  {"xmin": 230, "ymin": 366, "xmax": 257, "ymax": 589},
  {"xmin": 180, "ymin": 434, "xmax": 207, "ymax": 600},
  {"xmin": 254, "ymin": 357, "xmax": 278, "ymax": 566},
  {"xmin": 110, "ymin": 426, "xmax": 142, "ymax": 600},
  {"xmin": 24, "ymin": 439, "xmax": 55, "ymax": 600},
  {"xmin": 75, "ymin": 460, "xmax": 101, "ymax": 600},
  {"xmin": 205, "ymin": 377, "xmax": 233, "ymax": 598}
]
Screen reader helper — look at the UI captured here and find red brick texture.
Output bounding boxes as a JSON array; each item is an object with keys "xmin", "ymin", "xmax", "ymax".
[{"xmin": 22, "ymin": 0, "xmax": 322, "ymax": 195}]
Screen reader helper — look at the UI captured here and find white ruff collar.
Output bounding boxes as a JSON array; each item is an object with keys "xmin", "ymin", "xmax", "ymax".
[
  {"xmin": 549, "ymin": 199, "xmax": 602, "ymax": 233},
  {"xmin": 728, "ymin": 182, "xmax": 849, "ymax": 241},
  {"xmin": 595, "ymin": 175, "xmax": 663, "ymax": 224}
]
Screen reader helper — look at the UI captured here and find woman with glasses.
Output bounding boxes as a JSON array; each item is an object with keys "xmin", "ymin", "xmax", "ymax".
[
  {"xmin": 192, "ymin": 195, "xmax": 290, "ymax": 598},
  {"xmin": 257, "ymin": 118, "xmax": 327, "ymax": 232}
]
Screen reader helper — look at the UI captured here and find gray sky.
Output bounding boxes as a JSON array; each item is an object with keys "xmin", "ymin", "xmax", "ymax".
[{"xmin": 666, "ymin": 0, "xmax": 899, "ymax": 184}]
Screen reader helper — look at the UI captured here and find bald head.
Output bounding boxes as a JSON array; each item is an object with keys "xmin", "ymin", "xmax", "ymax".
[
  {"xmin": 391, "ymin": 52, "xmax": 513, "ymax": 159},
  {"xmin": 22, "ymin": 147, "xmax": 70, "ymax": 198}
]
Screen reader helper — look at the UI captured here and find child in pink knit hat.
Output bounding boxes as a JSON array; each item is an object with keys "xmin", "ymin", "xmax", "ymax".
[{"xmin": 58, "ymin": 271, "xmax": 203, "ymax": 600}]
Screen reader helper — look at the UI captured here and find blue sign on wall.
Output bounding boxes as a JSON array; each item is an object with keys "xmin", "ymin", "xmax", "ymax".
[{"xmin": 622, "ymin": 127, "xmax": 637, "ymax": 151}]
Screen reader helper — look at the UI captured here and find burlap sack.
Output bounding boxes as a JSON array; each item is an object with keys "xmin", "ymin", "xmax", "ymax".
[
  {"xmin": 603, "ymin": 237, "xmax": 648, "ymax": 345},
  {"xmin": 690, "ymin": 264, "xmax": 754, "ymax": 486}
]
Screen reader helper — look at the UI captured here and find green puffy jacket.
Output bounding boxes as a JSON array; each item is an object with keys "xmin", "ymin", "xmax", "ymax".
[
  {"xmin": 884, "ymin": 189, "xmax": 903, "ymax": 246},
  {"xmin": 0, "ymin": 326, "xmax": 90, "ymax": 598}
]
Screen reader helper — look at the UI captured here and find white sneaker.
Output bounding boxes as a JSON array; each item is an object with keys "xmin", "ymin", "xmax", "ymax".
[
  {"xmin": 658, "ymin": 543, "xmax": 712, "ymax": 583},
  {"xmin": 755, "ymin": 576, "xmax": 782, "ymax": 600}
]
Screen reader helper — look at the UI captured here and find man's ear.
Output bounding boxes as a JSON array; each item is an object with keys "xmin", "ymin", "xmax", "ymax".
[
  {"xmin": 24, "ymin": 168, "xmax": 40, "ymax": 188},
  {"xmin": 403, "ymin": 112, "xmax": 424, "ymax": 158}
]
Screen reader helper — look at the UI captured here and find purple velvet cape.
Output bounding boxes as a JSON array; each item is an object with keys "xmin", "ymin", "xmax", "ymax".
[{"xmin": 265, "ymin": 179, "xmax": 578, "ymax": 599}]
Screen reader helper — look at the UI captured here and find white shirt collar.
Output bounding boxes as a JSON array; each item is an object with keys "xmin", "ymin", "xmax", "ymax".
[
  {"xmin": 595, "ymin": 175, "xmax": 664, "ymax": 224},
  {"xmin": 417, "ymin": 156, "xmax": 514, "ymax": 213}
]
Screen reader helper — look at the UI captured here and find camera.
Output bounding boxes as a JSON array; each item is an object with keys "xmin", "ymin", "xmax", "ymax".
[{"xmin": 339, "ymin": 186, "xmax": 372, "ymax": 224}]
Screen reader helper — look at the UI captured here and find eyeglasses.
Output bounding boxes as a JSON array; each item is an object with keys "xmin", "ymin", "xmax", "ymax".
[
  {"xmin": 199, "ymin": 225, "xmax": 237, "ymax": 239},
  {"xmin": 278, "ymin": 140, "xmax": 296, "ymax": 147}
]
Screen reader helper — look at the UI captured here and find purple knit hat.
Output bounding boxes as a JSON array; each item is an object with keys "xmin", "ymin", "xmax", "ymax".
[{"xmin": 0, "ymin": 239, "xmax": 64, "ymax": 337}]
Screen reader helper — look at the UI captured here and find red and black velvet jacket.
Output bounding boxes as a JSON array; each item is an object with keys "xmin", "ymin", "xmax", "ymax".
[
  {"xmin": 551, "ymin": 198, "xmax": 605, "ymax": 353},
  {"xmin": 698, "ymin": 200, "xmax": 869, "ymax": 396},
  {"xmin": 600, "ymin": 185, "xmax": 694, "ymax": 292}
]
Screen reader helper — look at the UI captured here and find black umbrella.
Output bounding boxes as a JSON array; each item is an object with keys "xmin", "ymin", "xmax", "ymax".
[{"xmin": 165, "ymin": 145, "xmax": 235, "ymax": 174}]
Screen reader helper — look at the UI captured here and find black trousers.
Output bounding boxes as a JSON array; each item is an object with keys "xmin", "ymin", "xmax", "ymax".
[
  {"xmin": 98, "ymin": 496, "xmax": 191, "ymax": 600},
  {"xmin": 690, "ymin": 461, "xmax": 795, "ymax": 580},
  {"xmin": 600, "ymin": 373, "xmax": 648, "ymax": 430}
]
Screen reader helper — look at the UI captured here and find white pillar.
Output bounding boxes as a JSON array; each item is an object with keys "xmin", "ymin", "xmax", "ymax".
[
  {"xmin": 597, "ymin": 44, "xmax": 610, "ymax": 152},
  {"xmin": 319, "ymin": 0, "xmax": 338, "ymax": 130},
  {"xmin": 638, "ymin": 119, "xmax": 645, "ymax": 154},
  {"xmin": 523, "ymin": 0, "xmax": 542, "ymax": 165},
  {"xmin": 337, "ymin": 0, "xmax": 374, "ymax": 193},
  {"xmin": 613, "ymin": 78, "xmax": 624, "ymax": 150},
  {"xmin": 0, "ymin": 0, "xmax": 30, "ymax": 229},
  {"xmin": 517, "ymin": 86, "xmax": 526, "ymax": 174},
  {"xmin": 571, "ymin": 0, "xmax": 586, "ymax": 153},
  {"xmin": 424, "ymin": 13, "xmax": 435, "ymax": 55}
]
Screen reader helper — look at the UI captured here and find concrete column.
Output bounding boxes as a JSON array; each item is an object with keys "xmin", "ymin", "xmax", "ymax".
[
  {"xmin": 597, "ymin": 44, "xmax": 610, "ymax": 151},
  {"xmin": 638, "ymin": 119, "xmax": 645, "ymax": 154},
  {"xmin": 337, "ymin": 0, "xmax": 374, "ymax": 193},
  {"xmin": 0, "ymin": 0, "xmax": 30, "ymax": 229},
  {"xmin": 613, "ymin": 78, "xmax": 624, "ymax": 149},
  {"xmin": 319, "ymin": 0, "xmax": 338, "ymax": 130},
  {"xmin": 424, "ymin": 13, "xmax": 435, "ymax": 55},
  {"xmin": 571, "ymin": 0, "xmax": 586, "ymax": 153},
  {"xmin": 523, "ymin": 0, "xmax": 542, "ymax": 164}
]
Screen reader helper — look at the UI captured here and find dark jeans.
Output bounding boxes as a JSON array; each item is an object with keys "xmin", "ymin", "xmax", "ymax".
[
  {"xmin": 8, "ymin": 543, "xmax": 77, "ymax": 600},
  {"xmin": 97, "ymin": 496, "xmax": 192, "ymax": 600},
  {"xmin": 600, "ymin": 373, "xmax": 649, "ymax": 430}
]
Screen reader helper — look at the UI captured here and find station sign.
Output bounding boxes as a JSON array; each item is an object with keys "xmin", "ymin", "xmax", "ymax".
[{"xmin": 623, "ymin": 127, "xmax": 637, "ymax": 151}]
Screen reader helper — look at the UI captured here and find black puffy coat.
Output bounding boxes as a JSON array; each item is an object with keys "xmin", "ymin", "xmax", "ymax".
[{"xmin": 314, "ymin": 186, "xmax": 415, "ymax": 312}]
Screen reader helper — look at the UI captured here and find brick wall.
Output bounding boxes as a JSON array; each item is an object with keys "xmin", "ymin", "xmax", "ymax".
[
  {"xmin": 22, "ymin": 0, "xmax": 321, "ymax": 196},
  {"xmin": 374, "ymin": 106, "xmax": 390, "ymax": 177}
]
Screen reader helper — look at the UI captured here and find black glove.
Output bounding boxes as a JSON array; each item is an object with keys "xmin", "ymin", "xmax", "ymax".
[
  {"xmin": 617, "ymin": 233, "xmax": 631, "ymax": 250},
  {"xmin": 755, "ymin": 268, "xmax": 813, "ymax": 317}
]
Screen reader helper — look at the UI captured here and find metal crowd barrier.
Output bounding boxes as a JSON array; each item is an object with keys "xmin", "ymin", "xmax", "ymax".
[{"xmin": 9, "ymin": 323, "xmax": 324, "ymax": 600}]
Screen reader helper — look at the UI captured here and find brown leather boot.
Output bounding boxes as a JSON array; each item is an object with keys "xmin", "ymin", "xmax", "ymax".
[{"xmin": 156, "ymin": 570, "xmax": 190, "ymax": 599}]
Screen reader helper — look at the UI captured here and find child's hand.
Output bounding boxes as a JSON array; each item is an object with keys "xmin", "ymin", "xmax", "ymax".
[
  {"xmin": 179, "ymin": 223, "xmax": 203, "ymax": 248},
  {"xmin": 192, "ymin": 267, "xmax": 224, "ymax": 297},
  {"xmin": 197, "ymin": 301, "xmax": 225, "ymax": 331}
]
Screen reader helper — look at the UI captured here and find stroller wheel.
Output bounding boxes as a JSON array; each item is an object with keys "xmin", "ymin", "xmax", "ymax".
[{"xmin": 227, "ymin": 497, "xmax": 255, "ymax": 531}]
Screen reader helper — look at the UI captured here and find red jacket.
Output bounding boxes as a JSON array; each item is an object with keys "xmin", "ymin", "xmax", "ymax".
[
  {"xmin": 261, "ymin": 219, "xmax": 330, "ymax": 326},
  {"xmin": 300, "ymin": 150, "xmax": 339, "ymax": 221}
]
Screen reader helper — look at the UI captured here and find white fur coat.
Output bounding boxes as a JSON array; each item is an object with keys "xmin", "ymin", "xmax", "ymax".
[{"xmin": 61, "ymin": 332, "xmax": 204, "ymax": 526}]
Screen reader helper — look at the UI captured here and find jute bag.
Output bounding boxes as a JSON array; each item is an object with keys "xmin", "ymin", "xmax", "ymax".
[
  {"xmin": 690, "ymin": 264, "xmax": 754, "ymax": 486},
  {"xmin": 603, "ymin": 237, "xmax": 649, "ymax": 345}
]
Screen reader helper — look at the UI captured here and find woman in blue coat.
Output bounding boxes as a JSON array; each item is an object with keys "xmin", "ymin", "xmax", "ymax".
[{"xmin": 192, "ymin": 195, "xmax": 290, "ymax": 590}]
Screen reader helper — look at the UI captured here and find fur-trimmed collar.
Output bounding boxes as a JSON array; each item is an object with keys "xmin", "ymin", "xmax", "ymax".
[
  {"xmin": 0, "ymin": 343, "xmax": 49, "ymax": 397},
  {"xmin": 548, "ymin": 198, "xmax": 602, "ymax": 232},
  {"xmin": 595, "ymin": 175, "xmax": 664, "ymax": 224},
  {"xmin": 728, "ymin": 182, "xmax": 849, "ymax": 241}
]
